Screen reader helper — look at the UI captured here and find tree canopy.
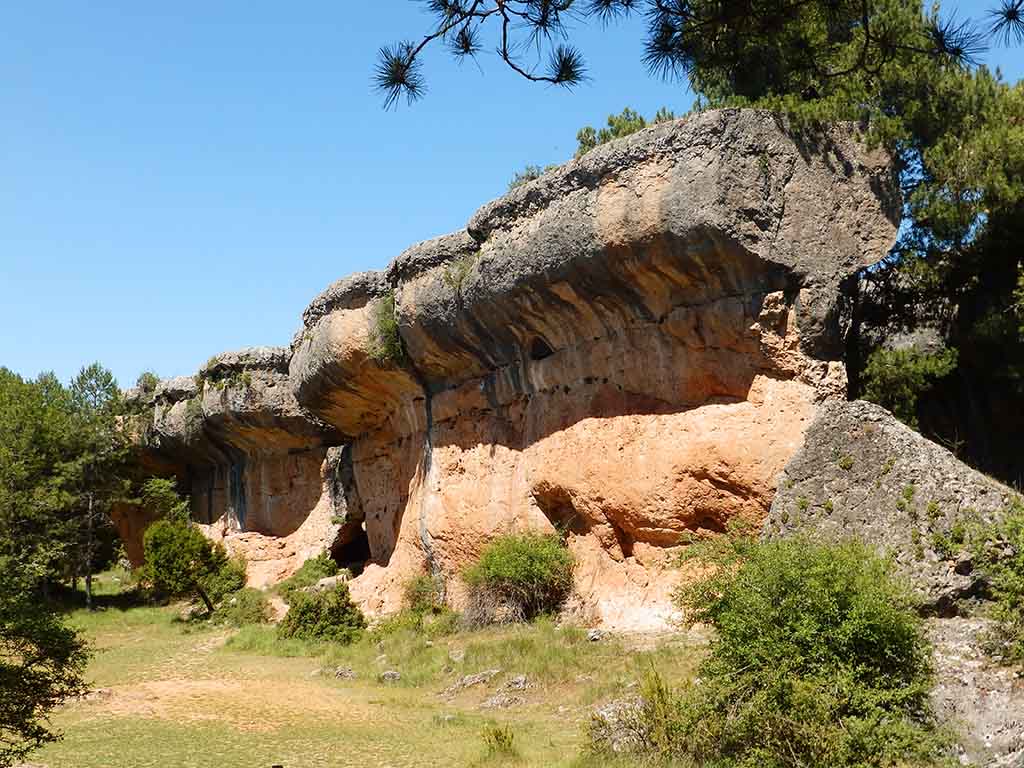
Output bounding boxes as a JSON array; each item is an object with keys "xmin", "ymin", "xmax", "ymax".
[{"xmin": 375, "ymin": 0, "xmax": 1023, "ymax": 109}]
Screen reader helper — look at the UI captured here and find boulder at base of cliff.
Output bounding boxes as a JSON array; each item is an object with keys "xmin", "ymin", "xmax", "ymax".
[{"xmin": 767, "ymin": 399, "xmax": 1016, "ymax": 613}]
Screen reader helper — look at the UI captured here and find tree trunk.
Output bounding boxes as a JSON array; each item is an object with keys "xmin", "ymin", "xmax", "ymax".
[
  {"xmin": 85, "ymin": 492, "xmax": 94, "ymax": 611},
  {"xmin": 195, "ymin": 584, "xmax": 214, "ymax": 614}
]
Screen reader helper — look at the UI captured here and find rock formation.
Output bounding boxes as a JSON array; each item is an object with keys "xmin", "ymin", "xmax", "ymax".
[
  {"xmin": 121, "ymin": 109, "xmax": 899, "ymax": 628},
  {"xmin": 768, "ymin": 399, "xmax": 1018, "ymax": 612},
  {"xmin": 769, "ymin": 400, "xmax": 1024, "ymax": 767}
]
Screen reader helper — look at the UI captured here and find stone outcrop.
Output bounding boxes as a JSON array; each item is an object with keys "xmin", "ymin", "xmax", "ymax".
[
  {"xmin": 767, "ymin": 399, "xmax": 1017, "ymax": 612},
  {"xmin": 123, "ymin": 109, "xmax": 899, "ymax": 627},
  {"xmin": 123, "ymin": 348, "xmax": 363, "ymax": 586}
]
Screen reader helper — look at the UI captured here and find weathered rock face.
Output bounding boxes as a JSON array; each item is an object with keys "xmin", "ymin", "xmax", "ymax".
[
  {"xmin": 766, "ymin": 400, "xmax": 1024, "ymax": 767},
  {"xmin": 286, "ymin": 109, "xmax": 898, "ymax": 627},
  {"xmin": 124, "ymin": 109, "xmax": 898, "ymax": 626},
  {"xmin": 767, "ymin": 399, "xmax": 1017, "ymax": 613},
  {"xmin": 122, "ymin": 348, "xmax": 361, "ymax": 586}
]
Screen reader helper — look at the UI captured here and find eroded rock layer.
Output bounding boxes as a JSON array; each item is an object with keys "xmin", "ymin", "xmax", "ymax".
[{"xmin": 126, "ymin": 109, "xmax": 899, "ymax": 627}]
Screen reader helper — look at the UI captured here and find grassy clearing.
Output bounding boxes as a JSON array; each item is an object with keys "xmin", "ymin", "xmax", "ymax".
[{"xmin": 33, "ymin": 573, "xmax": 701, "ymax": 768}]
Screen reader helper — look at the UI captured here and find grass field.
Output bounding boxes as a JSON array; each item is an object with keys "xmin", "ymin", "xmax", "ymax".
[{"xmin": 32, "ymin": 573, "xmax": 701, "ymax": 768}]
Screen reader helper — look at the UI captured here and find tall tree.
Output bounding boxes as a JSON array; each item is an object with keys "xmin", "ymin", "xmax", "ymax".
[
  {"xmin": 0, "ymin": 371, "xmax": 90, "ymax": 766},
  {"xmin": 0, "ymin": 368, "xmax": 77, "ymax": 584},
  {"xmin": 0, "ymin": 557, "xmax": 88, "ymax": 768},
  {"xmin": 68, "ymin": 363, "xmax": 129, "ymax": 609}
]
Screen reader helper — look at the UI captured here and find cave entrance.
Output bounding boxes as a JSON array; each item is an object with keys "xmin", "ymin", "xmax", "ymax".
[
  {"xmin": 331, "ymin": 522, "xmax": 371, "ymax": 577},
  {"xmin": 530, "ymin": 336, "xmax": 555, "ymax": 361}
]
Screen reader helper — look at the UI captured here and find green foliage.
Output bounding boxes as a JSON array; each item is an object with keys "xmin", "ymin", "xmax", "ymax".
[
  {"xmin": 277, "ymin": 583, "xmax": 366, "ymax": 644},
  {"xmin": 211, "ymin": 587, "xmax": 270, "ymax": 627},
  {"xmin": 142, "ymin": 520, "xmax": 227, "ymax": 613},
  {"xmin": 647, "ymin": 532, "xmax": 946, "ymax": 767},
  {"xmin": 138, "ymin": 481, "xmax": 245, "ymax": 609},
  {"xmin": 862, "ymin": 347, "xmax": 958, "ymax": 428},
  {"xmin": 140, "ymin": 477, "xmax": 191, "ymax": 523},
  {"xmin": 368, "ymin": 291, "xmax": 405, "ymax": 364},
  {"xmin": 0, "ymin": 558, "xmax": 89, "ymax": 767},
  {"xmin": 0, "ymin": 365, "xmax": 128, "ymax": 594},
  {"xmin": 931, "ymin": 521, "xmax": 967, "ymax": 560},
  {"xmin": 201, "ymin": 554, "xmax": 247, "ymax": 605},
  {"xmin": 135, "ymin": 371, "xmax": 159, "ymax": 393},
  {"xmin": 183, "ymin": 396, "xmax": 204, "ymax": 435},
  {"xmin": 575, "ymin": 106, "xmax": 675, "ymax": 157},
  {"xmin": 972, "ymin": 500, "xmax": 1024, "ymax": 664},
  {"xmin": 463, "ymin": 533, "xmax": 574, "ymax": 625},
  {"xmin": 275, "ymin": 552, "xmax": 340, "ymax": 605},
  {"xmin": 403, "ymin": 573, "xmax": 446, "ymax": 615},
  {"xmin": 480, "ymin": 723, "xmax": 518, "ymax": 759},
  {"xmin": 507, "ymin": 164, "xmax": 558, "ymax": 190},
  {"xmin": 441, "ymin": 251, "xmax": 479, "ymax": 294}
]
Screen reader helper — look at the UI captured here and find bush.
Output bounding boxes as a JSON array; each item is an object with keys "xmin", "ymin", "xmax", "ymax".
[
  {"xmin": 861, "ymin": 347, "xmax": 958, "ymax": 428},
  {"xmin": 973, "ymin": 499, "xmax": 1024, "ymax": 665},
  {"xmin": 212, "ymin": 587, "xmax": 270, "ymax": 627},
  {"xmin": 276, "ymin": 552, "xmax": 340, "ymax": 604},
  {"xmin": 595, "ymin": 533, "xmax": 946, "ymax": 767},
  {"xmin": 142, "ymin": 519, "xmax": 228, "ymax": 613},
  {"xmin": 278, "ymin": 583, "xmax": 366, "ymax": 644},
  {"xmin": 135, "ymin": 370, "xmax": 159, "ymax": 393},
  {"xmin": 403, "ymin": 573, "xmax": 445, "ymax": 614},
  {"xmin": 480, "ymin": 723, "xmax": 518, "ymax": 759},
  {"xmin": 368, "ymin": 291, "xmax": 404, "ymax": 364},
  {"xmin": 463, "ymin": 533, "xmax": 574, "ymax": 626},
  {"xmin": 507, "ymin": 163, "xmax": 558, "ymax": 190},
  {"xmin": 201, "ymin": 554, "xmax": 247, "ymax": 605},
  {"xmin": 140, "ymin": 477, "xmax": 191, "ymax": 523}
]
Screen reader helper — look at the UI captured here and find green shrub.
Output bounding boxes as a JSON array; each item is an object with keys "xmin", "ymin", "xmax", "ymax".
[
  {"xmin": 135, "ymin": 370, "xmax": 159, "ymax": 393},
  {"xmin": 201, "ymin": 554, "xmax": 247, "ymax": 605},
  {"xmin": 142, "ymin": 520, "xmax": 228, "ymax": 613},
  {"xmin": 403, "ymin": 573, "xmax": 445, "ymax": 614},
  {"xmin": 140, "ymin": 477, "xmax": 191, "ymax": 523},
  {"xmin": 973, "ymin": 500, "xmax": 1024, "ymax": 665},
  {"xmin": 480, "ymin": 723, "xmax": 518, "ymax": 759},
  {"xmin": 575, "ymin": 106, "xmax": 675, "ymax": 157},
  {"xmin": 605, "ymin": 532, "xmax": 946, "ymax": 767},
  {"xmin": 442, "ymin": 251, "xmax": 480, "ymax": 293},
  {"xmin": 507, "ymin": 163, "xmax": 558, "ymax": 190},
  {"xmin": 278, "ymin": 584, "xmax": 366, "ymax": 644},
  {"xmin": 212, "ymin": 587, "xmax": 270, "ymax": 627},
  {"xmin": 276, "ymin": 552, "xmax": 340, "ymax": 604},
  {"xmin": 368, "ymin": 291, "xmax": 405, "ymax": 364},
  {"xmin": 861, "ymin": 347, "xmax": 958, "ymax": 428},
  {"xmin": 463, "ymin": 533, "xmax": 574, "ymax": 625}
]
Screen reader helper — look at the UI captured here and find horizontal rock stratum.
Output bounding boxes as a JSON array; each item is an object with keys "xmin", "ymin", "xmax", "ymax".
[{"xmin": 124, "ymin": 109, "xmax": 900, "ymax": 628}]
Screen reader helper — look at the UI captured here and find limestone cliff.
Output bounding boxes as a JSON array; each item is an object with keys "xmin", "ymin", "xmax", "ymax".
[{"xmin": 122, "ymin": 109, "xmax": 899, "ymax": 628}]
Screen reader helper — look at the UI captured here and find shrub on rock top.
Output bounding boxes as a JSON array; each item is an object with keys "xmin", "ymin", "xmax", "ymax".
[{"xmin": 973, "ymin": 499, "xmax": 1024, "ymax": 665}]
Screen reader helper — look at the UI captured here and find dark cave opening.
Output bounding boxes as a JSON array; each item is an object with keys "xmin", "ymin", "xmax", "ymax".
[
  {"xmin": 331, "ymin": 523, "xmax": 371, "ymax": 577},
  {"xmin": 530, "ymin": 336, "xmax": 555, "ymax": 361}
]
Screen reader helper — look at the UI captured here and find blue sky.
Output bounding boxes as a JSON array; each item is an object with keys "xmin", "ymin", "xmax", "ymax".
[{"xmin": 2, "ymin": 1, "xmax": 1020, "ymax": 387}]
